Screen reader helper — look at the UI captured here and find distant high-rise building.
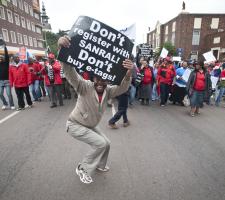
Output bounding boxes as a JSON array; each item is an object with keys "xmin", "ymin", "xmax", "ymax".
[{"xmin": 0, "ymin": 0, "xmax": 45, "ymax": 57}]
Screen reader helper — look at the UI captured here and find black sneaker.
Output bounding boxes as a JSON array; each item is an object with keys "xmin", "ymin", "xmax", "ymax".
[{"xmin": 50, "ymin": 104, "xmax": 57, "ymax": 108}]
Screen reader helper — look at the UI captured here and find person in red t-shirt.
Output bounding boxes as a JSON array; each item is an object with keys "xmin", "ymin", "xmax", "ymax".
[
  {"xmin": 157, "ymin": 57, "xmax": 176, "ymax": 106},
  {"xmin": 28, "ymin": 57, "xmax": 42, "ymax": 101},
  {"xmin": 139, "ymin": 59, "xmax": 154, "ymax": 105},
  {"xmin": 186, "ymin": 61, "xmax": 212, "ymax": 116},
  {"xmin": 9, "ymin": 54, "xmax": 33, "ymax": 110}
]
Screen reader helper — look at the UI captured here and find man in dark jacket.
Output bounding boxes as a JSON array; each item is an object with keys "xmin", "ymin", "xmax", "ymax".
[{"xmin": 0, "ymin": 44, "xmax": 15, "ymax": 110}]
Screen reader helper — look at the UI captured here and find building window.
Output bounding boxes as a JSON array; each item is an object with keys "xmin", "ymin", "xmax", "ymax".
[
  {"xmin": 172, "ymin": 22, "xmax": 176, "ymax": 32},
  {"xmin": 21, "ymin": 17, "xmax": 26, "ymax": 28},
  {"xmin": 171, "ymin": 32, "xmax": 175, "ymax": 45},
  {"xmin": 31, "ymin": 22, "xmax": 36, "ymax": 32},
  {"xmin": 18, "ymin": 0, "xmax": 23, "ymax": 10},
  {"xmin": 14, "ymin": 13, "xmax": 20, "ymax": 26},
  {"xmin": 194, "ymin": 18, "xmax": 202, "ymax": 29},
  {"xmin": 26, "ymin": 19, "xmax": 31, "ymax": 30},
  {"xmin": 23, "ymin": 35, "xmax": 28, "ymax": 45},
  {"xmin": 165, "ymin": 25, "xmax": 168, "ymax": 34},
  {"xmin": 36, "ymin": 26, "xmax": 41, "ymax": 34},
  {"xmin": 33, "ymin": 38, "xmax": 37, "ymax": 47},
  {"xmin": 211, "ymin": 18, "xmax": 219, "ymax": 29},
  {"xmin": 2, "ymin": 29, "xmax": 10, "ymax": 42},
  {"xmin": 24, "ymin": 2, "xmax": 29, "ymax": 13},
  {"xmin": 17, "ymin": 33, "xmax": 23, "ymax": 44},
  {"xmin": 38, "ymin": 41, "xmax": 43, "ymax": 48},
  {"xmin": 7, "ymin": 10, "xmax": 13, "ymax": 23},
  {"xmin": 29, "ymin": 5, "xmax": 33, "ymax": 16},
  {"xmin": 213, "ymin": 37, "xmax": 220, "ymax": 44},
  {"xmin": 0, "ymin": 6, "xmax": 6, "ymax": 19},
  {"xmin": 12, "ymin": 0, "xmax": 17, "ymax": 6},
  {"xmin": 164, "ymin": 35, "xmax": 168, "ymax": 42},
  {"xmin": 10, "ymin": 31, "xmax": 17, "ymax": 43},
  {"xmin": 192, "ymin": 30, "xmax": 200, "ymax": 45},
  {"xmin": 29, "ymin": 36, "xmax": 33, "ymax": 46},
  {"xmin": 34, "ymin": 12, "xmax": 39, "ymax": 20}
]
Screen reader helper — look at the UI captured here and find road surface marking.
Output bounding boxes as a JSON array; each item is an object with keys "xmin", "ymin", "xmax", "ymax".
[{"xmin": 0, "ymin": 111, "xmax": 20, "ymax": 125}]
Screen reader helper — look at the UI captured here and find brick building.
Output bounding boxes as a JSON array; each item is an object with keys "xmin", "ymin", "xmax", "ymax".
[
  {"xmin": 147, "ymin": 12, "xmax": 225, "ymax": 61},
  {"xmin": 0, "ymin": 0, "xmax": 45, "ymax": 57}
]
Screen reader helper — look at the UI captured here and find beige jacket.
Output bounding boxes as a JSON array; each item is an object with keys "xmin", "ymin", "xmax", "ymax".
[{"xmin": 61, "ymin": 62, "xmax": 131, "ymax": 128}]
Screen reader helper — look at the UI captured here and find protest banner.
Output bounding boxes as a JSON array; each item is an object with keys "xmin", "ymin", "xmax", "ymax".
[
  {"xmin": 58, "ymin": 16, "xmax": 134, "ymax": 85},
  {"xmin": 160, "ymin": 47, "xmax": 168, "ymax": 58}
]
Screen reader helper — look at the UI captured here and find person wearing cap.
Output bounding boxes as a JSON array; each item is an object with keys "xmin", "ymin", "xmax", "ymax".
[
  {"xmin": 186, "ymin": 60, "xmax": 212, "ymax": 116},
  {"xmin": 43, "ymin": 53, "xmax": 63, "ymax": 108},
  {"xmin": 0, "ymin": 44, "xmax": 15, "ymax": 110},
  {"xmin": 9, "ymin": 54, "xmax": 33, "ymax": 110},
  {"xmin": 157, "ymin": 56, "xmax": 176, "ymax": 106},
  {"xmin": 58, "ymin": 36, "xmax": 133, "ymax": 184}
]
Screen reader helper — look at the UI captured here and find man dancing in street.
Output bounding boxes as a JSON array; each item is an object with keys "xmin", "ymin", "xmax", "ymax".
[{"xmin": 58, "ymin": 36, "xmax": 133, "ymax": 184}]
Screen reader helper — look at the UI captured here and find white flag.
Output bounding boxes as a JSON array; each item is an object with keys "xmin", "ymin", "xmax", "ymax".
[{"xmin": 119, "ymin": 24, "xmax": 136, "ymax": 43}]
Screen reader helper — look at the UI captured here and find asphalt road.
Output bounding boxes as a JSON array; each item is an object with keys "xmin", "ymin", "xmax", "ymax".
[{"xmin": 0, "ymin": 96, "xmax": 225, "ymax": 200}]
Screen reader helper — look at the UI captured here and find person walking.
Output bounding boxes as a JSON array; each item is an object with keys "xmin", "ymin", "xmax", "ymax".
[
  {"xmin": 43, "ymin": 53, "xmax": 63, "ymax": 108},
  {"xmin": 58, "ymin": 36, "xmax": 133, "ymax": 184},
  {"xmin": 139, "ymin": 59, "xmax": 154, "ymax": 105},
  {"xmin": 108, "ymin": 90, "xmax": 130, "ymax": 129},
  {"xmin": 187, "ymin": 61, "xmax": 212, "ymax": 116},
  {"xmin": 0, "ymin": 44, "xmax": 15, "ymax": 110},
  {"xmin": 9, "ymin": 54, "xmax": 33, "ymax": 110},
  {"xmin": 157, "ymin": 57, "xmax": 176, "ymax": 106}
]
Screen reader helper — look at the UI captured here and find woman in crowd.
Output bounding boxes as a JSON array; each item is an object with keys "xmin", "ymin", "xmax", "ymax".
[
  {"xmin": 139, "ymin": 59, "xmax": 154, "ymax": 105},
  {"xmin": 187, "ymin": 61, "xmax": 212, "ymax": 116}
]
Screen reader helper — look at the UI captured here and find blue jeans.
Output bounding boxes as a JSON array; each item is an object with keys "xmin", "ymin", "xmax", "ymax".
[
  {"xmin": 152, "ymin": 83, "xmax": 159, "ymax": 100},
  {"xmin": 129, "ymin": 84, "xmax": 136, "ymax": 104},
  {"xmin": 29, "ymin": 80, "xmax": 41, "ymax": 101},
  {"xmin": 215, "ymin": 87, "xmax": 225, "ymax": 106},
  {"xmin": 0, "ymin": 80, "xmax": 14, "ymax": 107}
]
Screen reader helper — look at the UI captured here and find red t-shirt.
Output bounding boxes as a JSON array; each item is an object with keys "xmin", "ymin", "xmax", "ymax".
[
  {"xmin": 194, "ymin": 71, "xmax": 205, "ymax": 91},
  {"xmin": 142, "ymin": 67, "xmax": 152, "ymax": 84}
]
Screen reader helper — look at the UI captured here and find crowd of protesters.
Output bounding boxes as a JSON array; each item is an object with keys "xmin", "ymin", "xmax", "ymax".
[
  {"xmin": 1, "ymin": 43, "xmax": 225, "ymax": 119},
  {"xmin": 0, "ymin": 44, "xmax": 73, "ymax": 111}
]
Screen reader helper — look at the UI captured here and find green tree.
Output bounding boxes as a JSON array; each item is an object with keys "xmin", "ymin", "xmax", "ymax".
[
  {"xmin": 44, "ymin": 31, "xmax": 59, "ymax": 55},
  {"xmin": 44, "ymin": 30, "xmax": 70, "ymax": 56},
  {"xmin": 155, "ymin": 41, "xmax": 176, "ymax": 58}
]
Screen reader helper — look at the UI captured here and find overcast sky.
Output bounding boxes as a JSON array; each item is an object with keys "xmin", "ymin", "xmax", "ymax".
[{"xmin": 43, "ymin": 0, "xmax": 225, "ymax": 45}]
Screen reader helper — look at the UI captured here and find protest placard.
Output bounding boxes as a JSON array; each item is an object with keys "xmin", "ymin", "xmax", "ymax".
[
  {"xmin": 182, "ymin": 68, "xmax": 192, "ymax": 82},
  {"xmin": 172, "ymin": 56, "xmax": 181, "ymax": 62},
  {"xmin": 160, "ymin": 48, "xmax": 168, "ymax": 58},
  {"xmin": 139, "ymin": 44, "xmax": 152, "ymax": 57},
  {"xmin": 203, "ymin": 51, "xmax": 216, "ymax": 63},
  {"xmin": 211, "ymin": 76, "xmax": 219, "ymax": 89},
  {"xmin": 58, "ymin": 16, "xmax": 134, "ymax": 85}
]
